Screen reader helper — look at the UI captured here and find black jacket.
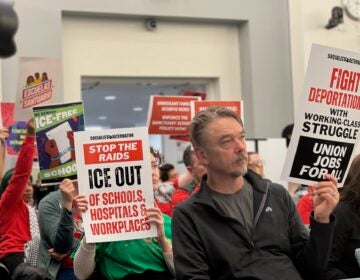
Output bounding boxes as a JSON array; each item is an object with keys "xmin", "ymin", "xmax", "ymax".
[
  {"xmin": 172, "ymin": 171, "xmax": 335, "ymax": 280},
  {"xmin": 325, "ymin": 201, "xmax": 360, "ymax": 280}
]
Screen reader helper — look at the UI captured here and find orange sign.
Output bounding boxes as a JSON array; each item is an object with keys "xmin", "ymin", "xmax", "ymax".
[{"xmin": 147, "ymin": 95, "xmax": 201, "ymax": 135}]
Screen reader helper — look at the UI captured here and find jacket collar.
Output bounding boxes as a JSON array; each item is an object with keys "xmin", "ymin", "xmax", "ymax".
[{"xmin": 193, "ymin": 170, "xmax": 268, "ymax": 207}]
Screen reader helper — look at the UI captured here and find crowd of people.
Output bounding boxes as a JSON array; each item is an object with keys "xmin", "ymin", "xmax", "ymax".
[{"xmin": 0, "ymin": 107, "xmax": 359, "ymax": 280}]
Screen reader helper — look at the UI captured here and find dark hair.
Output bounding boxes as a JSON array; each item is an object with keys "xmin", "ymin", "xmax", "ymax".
[
  {"xmin": 11, "ymin": 263, "xmax": 54, "ymax": 280},
  {"xmin": 281, "ymin": 124, "xmax": 294, "ymax": 147},
  {"xmin": 190, "ymin": 107, "xmax": 244, "ymax": 148},
  {"xmin": 159, "ymin": 163, "xmax": 175, "ymax": 182},
  {"xmin": 0, "ymin": 169, "xmax": 33, "ymax": 198},
  {"xmin": 182, "ymin": 145, "xmax": 193, "ymax": 167},
  {"xmin": 150, "ymin": 146, "xmax": 162, "ymax": 165},
  {"xmin": 340, "ymin": 154, "xmax": 360, "ymax": 213},
  {"xmin": 0, "ymin": 168, "xmax": 14, "ymax": 197}
]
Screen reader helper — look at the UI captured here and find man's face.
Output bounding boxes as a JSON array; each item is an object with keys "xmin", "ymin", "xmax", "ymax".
[{"xmin": 195, "ymin": 117, "xmax": 248, "ymax": 178}]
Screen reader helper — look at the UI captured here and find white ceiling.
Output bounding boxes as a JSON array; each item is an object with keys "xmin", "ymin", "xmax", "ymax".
[{"xmin": 81, "ymin": 77, "xmax": 208, "ymax": 130}]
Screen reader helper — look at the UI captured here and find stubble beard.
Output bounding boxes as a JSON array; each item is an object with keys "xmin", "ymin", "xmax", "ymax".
[{"xmin": 230, "ymin": 155, "xmax": 248, "ymax": 177}]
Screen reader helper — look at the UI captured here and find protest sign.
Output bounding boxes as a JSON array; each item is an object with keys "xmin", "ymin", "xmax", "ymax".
[
  {"xmin": 33, "ymin": 102, "xmax": 84, "ymax": 185},
  {"xmin": 147, "ymin": 95, "xmax": 201, "ymax": 135},
  {"xmin": 281, "ymin": 44, "xmax": 360, "ymax": 187},
  {"xmin": 15, "ymin": 57, "xmax": 60, "ymax": 120},
  {"xmin": 74, "ymin": 127, "xmax": 157, "ymax": 243},
  {"xmin": 1, "ymin": 102, "xmax": 30, "ymax": 156},
  {"xmin": 191, "ymin": 100, "xmax": 243, "ymax": 120}
]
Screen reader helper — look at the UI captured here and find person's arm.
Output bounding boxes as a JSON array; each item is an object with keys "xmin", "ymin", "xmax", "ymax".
[
  {"xmin": 0, "ymin": 127, "xmax": 9, "ymax": 182},
  {"xmin": 73, "ymin": 237, "xmax": 96, "ymax": 280},
  {"xmin": 324, "ymin": 205, "xmax": 351, "ymax": 280},
  {"xmin": 0, "ymin": 121, "xmax": 34, "ymax": 211},
  {"xmin": 286, "ymin": 185, "xmax": 336, "ymax": 280},
  {"xmin": 172, "ymin": 207, "xmax": 210, "ymax": 279},
  {"xmin": 37, "ymin": 180, "xmax": 75, "ymax": 254},
  {"xmin": 177, "ymin": 170, "xmax": 193, "ymax": 188},
  {"xmin": 146, "ymin": 207, "xmax": 174, "ymax": 274}
]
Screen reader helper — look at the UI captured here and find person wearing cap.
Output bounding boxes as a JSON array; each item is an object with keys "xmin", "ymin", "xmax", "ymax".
[
  {"xmin": 172, "ymin": 107, "xmax": 339, "ymax": 280},
  {"xmin": 0, "ymin": 119, "xmax": 35, "ymax": 277}
]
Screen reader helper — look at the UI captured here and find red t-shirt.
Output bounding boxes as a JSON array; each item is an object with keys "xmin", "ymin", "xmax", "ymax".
[
  {"xmin": 172, "ymin": 183, "xmax": 201, "ymax": 209},
  {"xmin": 296, "ymin": 193, "xmax": 313, "ymax": 225}
]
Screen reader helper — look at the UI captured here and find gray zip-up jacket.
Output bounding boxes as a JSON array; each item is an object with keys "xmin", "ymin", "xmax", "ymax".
[
  {"xmin": 172, "ymin": 170, "xmax": 335, "ymax": 280},
  {"xmin": 37, "ymin": 190, "xmax": 74, "ymax": 278}
]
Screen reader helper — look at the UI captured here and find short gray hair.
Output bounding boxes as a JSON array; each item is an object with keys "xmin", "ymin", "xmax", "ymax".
[{"xmin": 189, "ymin": 107, "xmax": 244, "ymax": 147}]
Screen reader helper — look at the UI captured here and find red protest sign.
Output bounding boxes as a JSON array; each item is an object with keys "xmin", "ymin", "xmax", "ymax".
[
  {"xmin": 83, "ymin": 140, "xmax": 143, "ymax": 164},
  {"xmin": 192, "ymin": 100, "xmax": 243, "ymax": 120},
  {"xmin": 193, "ymin": 101, "xmax": 241, "ymax": 116},
  {"xmin": 147, "ymin": 95, "xmax": 201, "ymax": 135}
]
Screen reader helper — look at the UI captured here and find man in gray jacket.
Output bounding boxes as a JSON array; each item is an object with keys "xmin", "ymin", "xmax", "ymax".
[{"xmin": 172, "ymin": 107, "xmax": 339, "ymax": 280}]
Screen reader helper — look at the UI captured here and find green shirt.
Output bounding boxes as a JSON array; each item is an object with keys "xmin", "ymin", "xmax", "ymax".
[{"xmin": 95, "ymin": 214, "xmax": 172, "ymax": 280}]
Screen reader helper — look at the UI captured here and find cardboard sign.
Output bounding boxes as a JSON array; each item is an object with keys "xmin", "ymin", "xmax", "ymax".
[
  {"xmin": 15, "ymin": 57, "xmax": 60, "ymax": 120},
  {"xmin": 281, "ymin": 44, "xmax": 360, "ymax": 187},
  {"xmin": 191, "ymin": 100, "xmax": 244, "ymax": 121},
  {"xmin": 33, "ymin": 102, "xmax": 84, "ymax": 185},
  {"xmin": 74, "ymin": 127, "xmax": 157, "ymax": 243},
  {"xmin": 147, "ymin": 95, "xmax": 201, "ymax": 135}
]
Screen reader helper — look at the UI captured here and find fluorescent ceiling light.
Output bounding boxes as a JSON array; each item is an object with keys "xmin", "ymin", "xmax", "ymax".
[
  {"xmin": 105, "ymin": 95, "xmax": 116, "ymax": 100},
  {"xmin": 98, "ymin": 116, "xmax": 107, "ymax": 120},
  {"xmin": 133, "ymin": 107, "xmax": 143, "ymax": 112}
]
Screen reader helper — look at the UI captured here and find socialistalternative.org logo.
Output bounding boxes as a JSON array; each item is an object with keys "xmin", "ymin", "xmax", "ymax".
[{"xmin": 22, "ymin": 71, "xmax": 53, "ymax": 109}]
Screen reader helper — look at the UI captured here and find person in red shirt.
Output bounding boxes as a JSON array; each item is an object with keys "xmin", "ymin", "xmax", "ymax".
[
  {"xmin": 0, "ymin": 119, "xmax": 35, "ymax": 276},
  {"xmin": 154, "ymin": 148, "xmax": 195, "ymax": 216},
  {"xmin": 296, "ymin": 193, "xmax": 313, "ymax": 225},
  {"xmin": 172, "ymin": 145, "xmax": 207, "ymax": 208},
  {"xmin": 159, "ymin": 163, "xmax": 179, "ymax": 182}
]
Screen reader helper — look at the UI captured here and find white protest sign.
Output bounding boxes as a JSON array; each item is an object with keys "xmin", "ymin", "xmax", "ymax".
[
  {"xmin": 15, "ymin": 57, "xmax": 60, "ymax": 120},
  {"xmin": 74, "ymin": 127, "xmax": 157, "ymax": 243},
  {"xmin": 282, "ymin": 44, "xmax": 360, "ymax": 187}
]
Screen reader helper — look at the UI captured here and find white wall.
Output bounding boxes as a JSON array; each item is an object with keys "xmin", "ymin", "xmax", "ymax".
[
  {"xmin": 62, "ymin": 16, "xmax": 246, "ymax": 170},
  {"xmin": 289, "ymin": 0, "xmax": 360, "ymax": 116},
  {"xmin": 62, "ymin": 16, "xmax": 242, "ymax": 105}
]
